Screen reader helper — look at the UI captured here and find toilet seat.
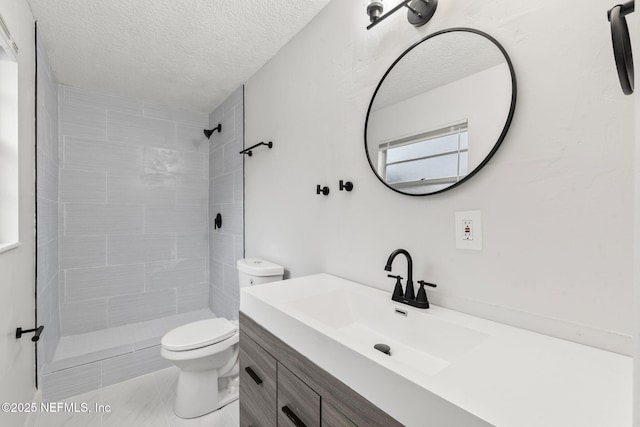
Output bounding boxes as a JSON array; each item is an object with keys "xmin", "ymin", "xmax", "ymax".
[
  {"xmin": 161, "ymin": 331, "xmax": 239, "ymax": 363},
  {"xmin": 161, "ymin": 318, "xmax": 237, "ymax": 351}
]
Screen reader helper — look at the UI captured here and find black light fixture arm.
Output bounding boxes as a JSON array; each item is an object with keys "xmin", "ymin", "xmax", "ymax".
[
  {"xmin": 368, "ymin": 0, "xmax": 413, "ymax": 29},
  {"xmin": 367, "ymin": 0, "xmax": 437, "ymax": 30},
  {"xmin": 405, "ymin": 3, "xmax": 422, "ymax": 17},
  {"xmin": 240, "ymin": 141, "xmax": 273, "ymax": 156}
]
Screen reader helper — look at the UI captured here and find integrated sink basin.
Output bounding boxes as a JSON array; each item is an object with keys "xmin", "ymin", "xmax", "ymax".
[
  {"xmin": 240, "ymin": 273, "xmax": 631, "ymax": 427},
  {"xmin": 289, "ymin": 288, "xmax": 487, "ymax": 377}
]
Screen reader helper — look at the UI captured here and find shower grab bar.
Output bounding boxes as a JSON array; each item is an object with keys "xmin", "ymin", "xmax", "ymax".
[
  {"xmin": 16, "ymin": 325, "xmax": 44, "ymax": 342},
  {"xmin": 239, "ymin": 141, "xmax": 273, "ymax": 156}
]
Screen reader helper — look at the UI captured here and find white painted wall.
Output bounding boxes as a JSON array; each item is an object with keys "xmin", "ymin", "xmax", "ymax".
[
  {"xmin": 245, "ymin": 0, "xmax": 634, "ymax": 356},
  {"xmin": 0, "ymin": 0, "xmax": 36, "ymax": 426}
]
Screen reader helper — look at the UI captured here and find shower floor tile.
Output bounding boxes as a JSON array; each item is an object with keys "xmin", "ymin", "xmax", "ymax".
[
  {"xmin": 41, "ymin": 310, "xmax": 223, "ymax": 402},
  {"xmin": 52, "ymin": 309, "xmax": 217, "ymax": 367},
  {"xmin": 33, "ymin": 367, "xmax": 239, "ymax": 427}
]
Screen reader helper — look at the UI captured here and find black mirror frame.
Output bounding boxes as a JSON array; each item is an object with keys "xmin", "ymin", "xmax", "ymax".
[{"xmin": 364, "ymin": 28, "xmax": 518, "ymax": 197}]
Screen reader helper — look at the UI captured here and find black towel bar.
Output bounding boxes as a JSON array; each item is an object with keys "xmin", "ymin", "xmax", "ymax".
[
  {"xmin": 240, "ymin": 141, "xmax": 273, "ymax": 156},
  {"xmin": 16, "ymin": 325, "xmax": 44, "ymax": 342}
]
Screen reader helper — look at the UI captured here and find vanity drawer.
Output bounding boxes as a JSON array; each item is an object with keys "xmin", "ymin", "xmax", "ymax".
[
  {"xmin": 239, "ymin": 331, "xmax": 277, "ymax": 427},
  {"xmin": 322, "ymin": 401, "xmax": 357, "ymax": 427},
  {"xmin": 277, "ymin": 362, "xmax": 320, "ymax": 427},
  {"xmin": 240, "ymin": 403, "xmax": 266, "ymax": 427}
]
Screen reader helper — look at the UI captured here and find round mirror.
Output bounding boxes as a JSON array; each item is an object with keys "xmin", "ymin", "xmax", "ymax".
[{"xmin": 364, "ymin": 28, "xmax": 517, "ymax": 196}]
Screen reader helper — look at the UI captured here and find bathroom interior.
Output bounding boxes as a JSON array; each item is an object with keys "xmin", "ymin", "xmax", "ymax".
[{"xmin": 0, "ymin": 0, "xmax": 638, "ymax": 426}]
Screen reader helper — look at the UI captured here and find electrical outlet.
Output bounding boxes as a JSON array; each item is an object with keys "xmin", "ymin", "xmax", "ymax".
[
  {"xmin": 455, "ymin": 211, "xmax": 482, "ymax": 250},
  {"xmin": 463, "ymin": 220, "xmax": 473, "ymax": 240}
]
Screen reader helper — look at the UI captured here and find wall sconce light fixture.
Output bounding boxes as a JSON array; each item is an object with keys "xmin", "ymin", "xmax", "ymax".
[{"xmin": 367, "ymin": 0, "xmax": 437, "ymax": 30}]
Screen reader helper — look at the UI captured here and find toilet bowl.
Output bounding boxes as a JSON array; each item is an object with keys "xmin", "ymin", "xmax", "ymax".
[
  {"xmin": 161, "ymin": 318, "xmax": 239, "ymax": 419},
  {"xmin": 161, "ymin": 257, "xmax": 284, "ymax": 419}
]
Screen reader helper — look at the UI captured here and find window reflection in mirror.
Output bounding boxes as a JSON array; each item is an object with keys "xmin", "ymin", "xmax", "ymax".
[{"xmin": 379, "ymin": 121, "xmax": 468, "ymax": 194}]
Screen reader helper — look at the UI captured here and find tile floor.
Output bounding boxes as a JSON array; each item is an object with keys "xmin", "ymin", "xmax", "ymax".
[{"xmin": 33, "ymin": 367, "xmax": 239, "ymax": 427}]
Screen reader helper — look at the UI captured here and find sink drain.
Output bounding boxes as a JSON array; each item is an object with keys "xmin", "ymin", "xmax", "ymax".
[{"xmin": 374, "ymin": 343, "xmax": 391, "ymax": 356}]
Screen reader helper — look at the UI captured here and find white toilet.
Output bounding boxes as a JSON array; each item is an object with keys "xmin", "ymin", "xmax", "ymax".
[{"xmin": 160, "ymin": 258, "xmax": 284, "ymax": 419}]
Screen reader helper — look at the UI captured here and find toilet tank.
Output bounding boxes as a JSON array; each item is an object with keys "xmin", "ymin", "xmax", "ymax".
[{"xmin": 237, "ymin": 258, "xmax": 284, "ymax": 288}]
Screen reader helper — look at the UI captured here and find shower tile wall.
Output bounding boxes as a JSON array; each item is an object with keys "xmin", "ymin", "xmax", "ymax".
[
  {"xmin": 58, "ymin": 86, "xmax": 210, "ymax": 336},
  {"xmin": 36, "ymin": 31, "xmax": 60, "ymax": 368},
  {"xmin": 209, "ymin": 87, "xmax": 244, "ymax": 319}
]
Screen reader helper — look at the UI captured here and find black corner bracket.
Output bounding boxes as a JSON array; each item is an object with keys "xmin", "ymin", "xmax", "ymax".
[{"xmin": 16, "ymin": 325, "xmax": 44, "ymax": 342}]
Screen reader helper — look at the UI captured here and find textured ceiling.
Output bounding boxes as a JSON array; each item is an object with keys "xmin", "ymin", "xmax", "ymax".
[
  {"xmin": 373, "ymin": 31, "xmax": 507, "ymax": 111},
  {"xmin": 27, "ymin": 0, "xmax": 331, "ymax": 113}
]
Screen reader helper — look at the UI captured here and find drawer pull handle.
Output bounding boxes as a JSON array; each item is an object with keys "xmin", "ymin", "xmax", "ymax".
[
  {"xmin": 282, "ymin": 405, "xmax": 307, "ymax": 427},
  {"xmin": 245, "ymin": 366, "xmax": 263, "ymax": 385}
]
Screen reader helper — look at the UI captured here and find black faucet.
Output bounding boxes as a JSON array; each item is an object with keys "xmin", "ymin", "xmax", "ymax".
[
  {"xmin": 385, "ymin": 249, "xmax": 415, "ymax": 299},
  {"xmin": 384, "ymin": 248, "xmax": 436, "ymax": 309}
]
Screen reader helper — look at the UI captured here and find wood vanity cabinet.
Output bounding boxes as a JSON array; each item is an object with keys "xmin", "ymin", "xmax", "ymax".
[
  {"xmin": 239, "ymin": 313, "xmax": 402, "ymax": 427},
  {"xmin": 321, "ymin": 401, "xmax": 357, "ymax": 427},
  {"xmin": 239, "ymin": 326, "xmax": 277, "ymax": 427},
  {"xmin": 277, "ymin": 363, "xmax": 320, "ymax": 426}
]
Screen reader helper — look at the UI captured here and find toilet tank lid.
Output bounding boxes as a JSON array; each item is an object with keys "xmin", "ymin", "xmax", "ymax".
[
  {"xmin": 237, "ymin": 258, "xmax": 284, "ymax": 276},
  {"xmin": 161, "ymin": 318, "xmax": 237, "ymax": 351}
]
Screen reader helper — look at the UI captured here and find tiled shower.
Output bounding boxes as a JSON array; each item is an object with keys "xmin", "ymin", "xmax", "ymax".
[
  {"xmin": 35, "ymin": 37, "xmax": 244, "ymax": 399},
  {"xmin": 35, "ymin": 31, "xmax": 60, "ymax": 371},
  {"xmin": 57, "ymin": 86, "xmax": 209, "ymax": 335}
]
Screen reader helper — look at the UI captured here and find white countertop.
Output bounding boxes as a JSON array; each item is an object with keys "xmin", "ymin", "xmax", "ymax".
[{"xmin": 240, "ymin": 274, "xmax": 632, "ymax": 427}]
